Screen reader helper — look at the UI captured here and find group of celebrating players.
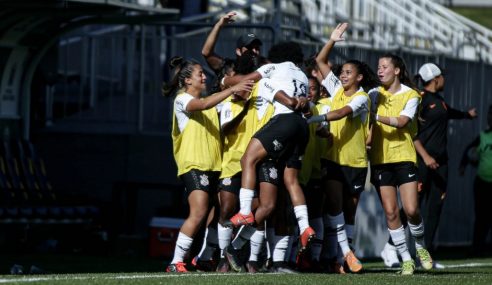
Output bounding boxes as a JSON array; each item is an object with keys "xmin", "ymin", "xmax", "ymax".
[{"xmin": 163, "ymin": 12, "xmax": 442, "ymax": 275}]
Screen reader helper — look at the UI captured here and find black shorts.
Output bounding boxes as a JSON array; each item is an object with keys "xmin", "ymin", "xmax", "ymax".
[
  {"xmin": 301, "ymin": 179, "xmax": 322, "ymax": 194},
  {"xmin": 180, "ymin": 169, "xmax": 220, "ymax": 195},
  {"xmin": 257, "ymin": 159, "xmax": 282, "ymax": 187},
  {"xmin": 219, "ymin": 174, "xmax": 242, "ymax": 195},
  {"xmin": 371, "ymin": 162, "xmax": 417, "ymax": 188},
  {"xmin": 219, "ymin": 160, "xmax": 280, "ymax": 196},
  {"xmin": 322, "ymin": 159, "xmax": 367, "ymax": 195},
  {"xmin": 253, "ymin": 113, "xmax": 308, "ymax": 169}
]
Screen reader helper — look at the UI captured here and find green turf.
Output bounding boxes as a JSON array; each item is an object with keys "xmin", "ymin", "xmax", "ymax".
[
  {"xmin": 451, "ymin": 8, "xmax": 492, "ymax": 30},
  {"xmin": 0, "ymin": 257, "xmax": 491, "ymax": 285}
]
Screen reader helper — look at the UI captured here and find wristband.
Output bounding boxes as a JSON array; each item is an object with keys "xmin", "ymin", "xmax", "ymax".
[
  {"xmin": 376, "ymin": 114, "xmax": 379, "ymax": 121},
  {"xmin": 220, "ymin": 77, "xmax": 226, "ymax": 86},
  {"xmin": 389, "ymin": 117, "xmax": 398, "ymax": 127},
  {"xmin": 306, "ymin": 114, "xmax": 327, "ymax": 124}
]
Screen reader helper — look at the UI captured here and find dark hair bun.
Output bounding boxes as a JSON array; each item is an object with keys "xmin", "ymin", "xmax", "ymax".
[{"xmin": 169, "ymin": 56, "xmax": 184, "ymax": 69}]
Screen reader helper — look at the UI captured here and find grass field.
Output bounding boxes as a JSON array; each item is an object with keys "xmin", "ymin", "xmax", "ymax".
[{"xmin": 1, "ymin": 254, "xmax": 491, "ymax": 285}]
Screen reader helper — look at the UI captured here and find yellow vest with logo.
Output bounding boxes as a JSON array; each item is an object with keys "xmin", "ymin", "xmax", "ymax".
[
  {"xmin": 220, "ymin": 83, "xmax": 274, "ymax": 178},
  {"xmin": 370, "ymin": 86, "xmax": 420, "ymax": 165},
  {"xmin": 172, "ymin": 92, "xmax": 222, "ymax": 176},
  {"xmin": 299, "ymin": 103, "xmax": 322, "ymax": 185},
  {"xmin": 329, "ymin": 89, "xmax": 370, "ymax": 167},
  {"xmin": 316, "ymin": 97, "xmax": 333, "ymax": 161}
]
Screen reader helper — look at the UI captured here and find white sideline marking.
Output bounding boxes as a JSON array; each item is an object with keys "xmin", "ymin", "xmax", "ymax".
[
  {"xmin": 1, "ymin": 264, "xmax": 492, "ymax": 283},
  {"xmin": 0, "ymin": 273, "xmax": 266, "ymax": 283},
  {"xmin": 372, "ymin": 262, "xmax": 492, "ymax": 271},
  {"xmin": 443, "ymin": 262, "xmax": 492, "ymax": 269}
]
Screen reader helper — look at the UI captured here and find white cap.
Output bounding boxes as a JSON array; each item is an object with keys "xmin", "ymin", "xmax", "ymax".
[{"xmin": 418, "ymin": 63, "xmax": 442, "ymax": 82}]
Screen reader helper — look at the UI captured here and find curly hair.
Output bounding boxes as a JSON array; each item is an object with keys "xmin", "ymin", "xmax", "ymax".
[
  {"xmin": 344, "ymin": 59, "xmax": 381, "ymax": 91},
  {"xmin": 268, "ymin": 41, "xmax": 304, "ymax": 65}
]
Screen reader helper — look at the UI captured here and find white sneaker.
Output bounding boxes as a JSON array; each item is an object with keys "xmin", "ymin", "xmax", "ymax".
[{"xmin": 380, "ymin": 243, "xmax": 400, "ymax": 268}]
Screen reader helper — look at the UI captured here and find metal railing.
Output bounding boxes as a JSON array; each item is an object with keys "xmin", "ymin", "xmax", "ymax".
[{"xmin": 209, "ymin": 0, "xmax": 492, "ymax": 63}]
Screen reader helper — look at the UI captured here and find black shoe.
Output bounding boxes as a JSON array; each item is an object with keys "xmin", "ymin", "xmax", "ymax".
[{"xmin": 225, "ymin": 245, "xmax": 244, "ymax": 272}]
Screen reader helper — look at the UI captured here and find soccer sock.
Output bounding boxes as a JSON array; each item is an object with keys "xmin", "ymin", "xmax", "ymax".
[
  {"xmin": 293, "ymin": 205, "xmax": 310, "ymax": 233},
  {"xmin": 322, "ymin": 214, "xmax": 338, "ymax": 260},
  {"xmin": 345, "ymin": 224, "xmax": 354, "ymax": 248},
  {"xmin": 388, "ymin": 226, "xmax": 411, "ymax": 262},
  {"xmin": 273, "ymin": 235, "xmax": 290, "ymax": 263},
  {"xmin": 267, "ymin": 228, "xmax": 289, "ymax": 263},
  {"xmin": 408, "ymin": 221, "xmax": 425, "ymax": 250},
  {"xmin": 328, "ymin": 213, "xmax": 351, "ymax": 256},
  {"xmin": 310, "ymin": 217, "xmax": 324, "ymax": 261},
  {"xmin": 239, "ymin": 188, "xmax": 255, "ymax": 215},
  {"xmin": 231, "ymin": 225, "xmax": 256, "ymax": 250},
  {"xmin": 171, "ymin": 232, "xmax": 193, "ymax": 264},
  {"xmin": 197, "ymin": 226, "xmax": 218, "ymax": 261},
  {"xmin": 249, "ymin": 230, "xmax": 265, "ymax": 262},
  {"xmin": 217, "ymin": 223, "xmax": 233, "ymax": 258}
]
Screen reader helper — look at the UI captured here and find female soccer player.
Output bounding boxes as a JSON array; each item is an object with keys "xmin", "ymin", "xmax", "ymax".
[
  {"xmin": 162, "ymin": 57, "xmax": 252, "ymax": 273},
  {"xmin": 216, "ymin": 51, "xmax": 281, "ymax": 273},
  {"xmin": 370, "ymin": 54, "xmax": 433, "ymax": 275},
  {"xmin": 309, "ymin": 23, "xmax": 379, "ymax": 273},
  {"xmin": 223, "ymin": 41, "xmax": 316, "ymax": 259}
]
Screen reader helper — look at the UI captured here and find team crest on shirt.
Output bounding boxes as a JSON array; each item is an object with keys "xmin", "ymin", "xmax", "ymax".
[
  {"xmin": 269, "ymin": 167, "xmax": 278, "ymax": 180},
  {"xmin": 222, "ymin": 178, "xmax": 232, "ymax": 186},
  {"xmin": 224, "ymin": 109, "xmax": 232, "ymax": 120},
  {"xmin": 200, "ymin": 174, "xmax": 209, "ymax": 186},
  {"xmin": 273, "ymin": 140, "xmax": 283, "ymax": 151}
]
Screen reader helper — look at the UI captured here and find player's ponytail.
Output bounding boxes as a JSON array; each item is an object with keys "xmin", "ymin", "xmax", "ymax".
[
  {"xmin": 162, "ymin": 56, "xmax": 198, "ymax": 97},
  {"xmin": 345, "ymin": 59, "xmax": 380, "ymax": 91}
]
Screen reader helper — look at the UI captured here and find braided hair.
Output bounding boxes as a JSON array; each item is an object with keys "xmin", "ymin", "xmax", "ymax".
[{"xmin": 162, "ymin": 56, "xmax": 200, "ymax": 97}]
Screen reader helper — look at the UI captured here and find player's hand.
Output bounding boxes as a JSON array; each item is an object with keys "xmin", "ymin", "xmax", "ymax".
[
  {"xmin": 330, "ymin": 23, "xmax": 348, "ymax": 42},
  {"xmin": 295, "ymin": 96, "xmax": 308, "ymax": 110},
  {"xmin": 468, "ymin": 108, "xmax": 478, "ymax": 118},
  {"xmin": 218, "ymin": 11, "xmax": 236, "ymax": 26},
  {"xmin": 424, "ymin": 155, "xmax": 439, "ymax": 170},
  {"xmin": 230, "ymin": 79, "xmax": 254, "ymax": 99}
]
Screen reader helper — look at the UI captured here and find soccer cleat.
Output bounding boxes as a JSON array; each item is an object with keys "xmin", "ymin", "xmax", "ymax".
[
  {"xmin": 192, "ymin": 256, "xmax": 217, "ymax": 272},
  {"xmin": 299, "ymin": 227, "xmax": 316, "ymax": 252},
  {"xmin": 344, "ymin": 250, "xmax": 363, "ymax": 273},
  {"xmin": 166, "ymin": 262, "xmax": 188, "ymax": 273},
  {"xmin": 416, "ymin": 248, "xmax": 433, "ymax": 270},
  {"xmin": 323, "ymin": 259, "xmax": 346, "ymax": 274},
  {"xmin": 398, "ymin": 260, "xmax": 416, "ymax": 276},
  {"xmin": 224, "ymin": 212, "xmax": 255, "ymax": 228},
  {"xmin": 224, "ymin": 245, "xmax": 244, "ymax": 272},
  {"xmin": 380, "ymin": 243, "xmax": 400, "ymax": 268},
  {"xmin": 245, "ymin": 261, "xmax": 260, "ymax": 273},
  {"xmin": 296, "ymin": 252, "xmax": 312, "ymax": 272},
  {"xmin": 216, "ymin": 258, "xmax": 230, "ymax": 273}
]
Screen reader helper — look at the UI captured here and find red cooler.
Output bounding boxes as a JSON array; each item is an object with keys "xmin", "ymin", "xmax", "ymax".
[{"xmin": 148, "ymin": 217, "xmax": 184, "ymax": 258}]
